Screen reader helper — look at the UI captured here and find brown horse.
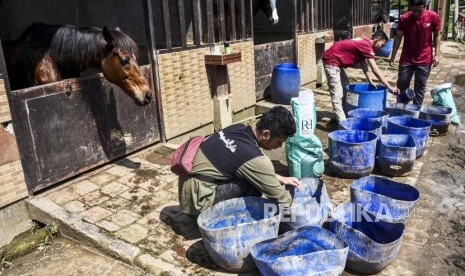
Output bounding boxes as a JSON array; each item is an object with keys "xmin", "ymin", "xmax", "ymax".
[{"xmin": 2, "ymin": 23, "xmax": 152, "ymax": 105}]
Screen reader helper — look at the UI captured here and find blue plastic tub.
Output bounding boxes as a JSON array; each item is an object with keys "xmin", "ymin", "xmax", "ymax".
[
  {"xmin": 345, "ymin": 83, "xmax": 388, "ymax": 113},
  {"xmin": 396, "ymin": 88, "xmax": 416, "ymax": 103},
  {"xmin": 377, "ymin": 134, "xmax": 417, "ymax": 176},
  {"xmin": 328, "ymin": 130, "xmax": 378, "ymax": 178},
  {"xmin": 387, "ymin": 116, "xmax": 432, "ymax": 158},
  {"xmin": 376, "ymin": 39, "xmax": 393, "ymax": 58},
  {"xmin": 270, "ymin": 63, "xmax": 301, "ymax": 105},
  {"xmin": 280, "ymin": 178, "xmax": 332, "ymax": 232},
  {"xmin": 385, "ymin": 103, "xmax": 421, "ymax": 118},
  {"xmin": 419, "ymin": 105, "xmax": 453, "ymax": 135},
  {"xmin": 251, "ymin": 226, "xmax": 349, "ymax": 276},
  {"xmin": 350, "ymin": 176, "xmax": 420, "ymax": 223},
  {"xmin": 197, "ymin": 197, "xmax": 281, "ymax": 272},
  {"xmin": 329, "ymin": 203, "xmax": 405, "ymax": 274},
  {"xmin": 348, "ymin": 108, "xmax": 389, "ymax": 132},
  {"xmin": 339, "ymin": 117, "xmax": 383, "ymax": 137}
]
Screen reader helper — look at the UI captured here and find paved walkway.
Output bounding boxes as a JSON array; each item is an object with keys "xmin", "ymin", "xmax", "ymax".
[{"xmin": 27, "ymin": 53, "xmax": 465, "ymax": 275}]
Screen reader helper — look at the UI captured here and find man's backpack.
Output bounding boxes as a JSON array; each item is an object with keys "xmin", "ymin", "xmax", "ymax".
[{"xmin": 170, "ymin": 136, "xmax": 204, "ymax": 178}]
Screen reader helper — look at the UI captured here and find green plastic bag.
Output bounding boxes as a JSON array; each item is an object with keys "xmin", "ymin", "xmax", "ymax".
[
  {"xmin": 285, "ymin": 89, "xmax": 325, "ymax": 179},
  {"xmin": 431, "ymin": 83, "xmax": 461, "ymax": 125}
]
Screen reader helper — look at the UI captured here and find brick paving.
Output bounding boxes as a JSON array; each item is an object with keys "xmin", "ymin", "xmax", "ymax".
[{"xmin": 28, "ymin": 52, "xmax": 465, "ymax": 275}]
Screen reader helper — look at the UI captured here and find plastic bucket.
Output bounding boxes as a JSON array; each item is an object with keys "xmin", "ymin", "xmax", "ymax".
[
  {"xmin": 251, "ymin": 226, "xmax": 349, "ymax": 276},
  {"xmin": 270, "ymin": 63, "xmax": 301, "ymax": 105},
  {"xmin": 197, "ymin": 197, "xmax": 281, "ymax": 272},
  {"xmin": 280, "ymin": 178, "xmax": 332, "ymax": 232},
  {"xmin": 385, "ymin": 103, "xmax": 421, "ymax": 118},
  {"xmin": 377, "ymin": 134, "xmax": 417, "ymax": 176},
  {"xmin": 345, "ymin": 83, "xmax": 388, "ymax": 113},
  {"xmin": 339, "ymin": 117, "xmax": 383, "ymax": 138},
  {"xmin": 350, "ymin": 176, "xmax": 420, "ymax": 223},
  {"xmin": 375, "ymin": 39, "xmax": 393, "ymax": 58},
  {"xmin": 419, "ymin": 105, "xmax": 453, "ymax": 135},
  {"xmin": 328, "ymin": 130, "xmax": 378, "ymax": 178},
  {"xmin": 396, "ymin": 88, "xmax": 415, "ymax": 103},
  {"xmin": 329, "ymin": 203, "xmax": 405, "ymax": 274},
  {"xmin": 387, "ymin": 116, "xmax": 432, "ymax": 158},
  {"xmin": 347, "ymin": 108, "xmax": 389, "ymax": 132}
]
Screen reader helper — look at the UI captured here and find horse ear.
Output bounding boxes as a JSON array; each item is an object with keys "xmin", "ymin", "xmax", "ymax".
[
  {"xmin": 103, "ymin": 26, "xmax": 113, "ymax": 45},
  {"xmin": 115, "ymin": 27, "xmax": 121, "ymax": 31}
]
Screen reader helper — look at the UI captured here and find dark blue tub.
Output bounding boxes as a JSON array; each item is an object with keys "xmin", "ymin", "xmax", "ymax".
[
  {"xmin": 348, "ymin": 108, "xmax": 389, "ymax": 132},
  {"xmin": 419, "ymin": 105, "xmax": 453, "ymax": 135},
  {"xmin": 329, "ymin": 203, "xmax": 405, "ymax": 274},
  {"xmin": 339, "ymin": 117, "xmax": 382, "ymax": 137},
  {"xmin": 328, "ymin": 130, "xmax": 378, "ymax": 178},
  {"xmin": 377, "ymin": 134, "xmax": 417, "ymax": 176},
  {"xmin": 270, "ymin": 63, "xmax": 301, "ymax": 105},
  {"xmin": 280, "ymin": 178, "xmax": 332, "ymax": 232},
  {"xmin": 350, "ymin": 176, "xmax": 420, "ymax": 223},
  {"xmin": 385, "ymin": 103, "xmax": 421, "ymax": 118},
  {"xmin": 345, "ymin": 83, "xmax": 388, "ymax": 113},
  {"xmin": 387, "ymin": 116, "xmax": 432, "ymax": 158},
  {"xmin": 197, "ymin": 197, "xmax": 281, "ymax": 272},
  {"xmin": 251, "ymin": 226, "xmax": 349, "ymax": 276}
]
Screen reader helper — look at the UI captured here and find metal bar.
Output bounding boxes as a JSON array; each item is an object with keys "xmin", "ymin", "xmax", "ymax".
[
  {"xmin": 206, "ymin": 0, "xmax": 215, "ymax": 43},
  {"xmin": 229, "ymin": 0, "xmax": 236, "ymax": 40},
  {"xmin": 241, "ymin": 0, "xmax": 246, "ymax": 39},
  {"xmin": 305, "ymin": 0, "xmax": 310, "ymax": 32},
  {"xmin": 193, "ymin": 0, "xmax": 202, "ymax": 45},
  {"xmin": 161, "ymin": 0, "xmax": 172, "ymax": 50},
  {"xmin": 218, "ymin": 0, "xmax": 226, "ymax": 42},
  {"xmin": 248, "ymin": 0, "xmax": 253, "ymax": 39},
  {"xmin": 299, "ymin": 0, "xmax": 304, "ymax": 33},
  {"xmin": 311, "ymin": 0, "xmax": 315, "ymax": 32},
  {"xmin": 294, "ymin": 0, "xmax": 298, "ymax": 63},
  {"xmin": 178, "ymin": 0, "xmax": 187, "ymax": 48},
  {"xmin": 143, "ymin": 0, "xmax": 166, "ymax": 141}
]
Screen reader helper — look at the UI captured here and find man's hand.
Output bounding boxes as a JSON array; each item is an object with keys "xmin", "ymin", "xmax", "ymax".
[
  {"xmin": 433, "ymin": 55, "xmax": 440, "ymax": 67},
  {"xmin": 389, "ymin": 57, "xmax": 396, "ymax": 67},
  {"xmin": 388, "ymin": 86, "xmax": 400, "ymax": 95},
  {"xmin": 276, "ymin": 174, "xmax": 301, "ymax": 189}
]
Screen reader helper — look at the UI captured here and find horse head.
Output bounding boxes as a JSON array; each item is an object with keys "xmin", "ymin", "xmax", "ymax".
[
  {"xmin": 255, "ymin": 0, "xmax": 279, "ymax": 24},
  {"xmin": 101, "ymin": 27, "xmax": 153, "ymax": 105},
  {"xmin": 372, "ymin": 5, "xmax": 389, "ymax": 24}
]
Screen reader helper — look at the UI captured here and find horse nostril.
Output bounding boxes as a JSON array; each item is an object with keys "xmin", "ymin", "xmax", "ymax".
[{"xmin": 144, "ymin": 92, "xmax": 152, "ymax": 104}]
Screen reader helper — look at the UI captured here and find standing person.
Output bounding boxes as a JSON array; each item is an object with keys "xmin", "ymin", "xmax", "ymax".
[
  {"xmin": 178, "ymin": 106, "xmax": 301, "ymax": 216},
  {"xmin": 389, "ymin": 0, "xmax": 441, "ymax": 105},
  {"xmin": 322, "ymin": 30, "xmax": 399, "ymax": 123}
]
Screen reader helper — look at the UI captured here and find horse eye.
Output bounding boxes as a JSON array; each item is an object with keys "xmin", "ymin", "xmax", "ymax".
[{"xmin": 120, "ymin": 57, "xmax": 129, "ymax": 66}]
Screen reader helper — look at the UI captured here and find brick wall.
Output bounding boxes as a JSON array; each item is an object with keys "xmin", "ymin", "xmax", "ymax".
[
  {"xmin": 0, "ymin": 79, "xmax": 11, "ymax": 123},
  {"xmin": 297, "ymin": 31, "xmax": 334, "ymax": 85},
  {"xmin": 0, "ymin": 160, "xmax": 28, "ymax": 207},
  {"xmin": 158, "ymin": 42, "xmax": 256, "ymax": 139},
  {"xmin": 353, "ymin": 25, "xmax": 375, "ymax": 39}
]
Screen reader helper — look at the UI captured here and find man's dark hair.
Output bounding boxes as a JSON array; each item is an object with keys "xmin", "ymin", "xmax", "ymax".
[
  {"xmin": 409, "ymin": 0, "xmax": 426, "ymax": 6},
  {"xmin": 256, "ymin": 106, "xmax": 296, "ymax": 138},
  {"xmin": 371, "ymin": 30, "xmax": 389, "ymax": 41}
]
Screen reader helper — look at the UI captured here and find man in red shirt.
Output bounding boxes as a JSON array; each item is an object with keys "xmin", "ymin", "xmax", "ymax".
[
  {"xmin": 322, "ymin": 30, "xmax": 399, "ymax": 122},
  {"xmin": 389, "ymin": 0, "xmax": 441, "ymax": 105}
]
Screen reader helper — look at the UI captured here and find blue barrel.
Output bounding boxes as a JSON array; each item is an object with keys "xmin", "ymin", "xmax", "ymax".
[
  {"xmin": 339, "ymin": 117, "xmax": 383, "ymax": 137},
  {"xmin": 329, "ymin": 203, "xmax": 405, "ymax": 275},
  {"xmin": 348, "ymin": 108, "xmax": 389, "ymax": 132},
  {"xmin": 197, "ymin": 197, "xmax": 281, "ymax": 272},
  {"xmin": 385, "ymin": 103, "xmax": 421, "ymax": 118},
  {"xmin": 387, "ymin": 116, "xmax": 432, "ymax": 158},
  {"xmin": 328, "ymin": 130, "xmax": 378, "ymax": 178},
  {"xmin": 280, "ymin": 178, "xmax": 332, "ymax": 232},
  {"xmin": 350, "ymin": 176, "xmax": 420, "ymax": 223},
  {"xmin": 396, "ymin": 88, "xmax": 415, "ymax": 103},
  {"xmin": 375, "ymin": 39, "xmax": 393, "ymax": 58},
  {"xmin": 251, "ymin": 226, "xmax": 349, "ymax": 276},
  {"xmin": 345, "ymin": 83, "xmax": 388, "ymax": 113},
  {"xmin": 377, "ymin": 134, "xmax": 417, "ymax": 176},
  {"xmin": 270, "ymin": 63, "xmax": 301, "ymax": 105},
  {"xmin": 419, "ymin": 105, "xmax": 453, "ymax": 135}
]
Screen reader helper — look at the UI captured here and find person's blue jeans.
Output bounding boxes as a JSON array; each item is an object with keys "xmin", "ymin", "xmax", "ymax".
[{"xmin": 396, "ymin": 64, "xmax": 431, "ymax": 105}]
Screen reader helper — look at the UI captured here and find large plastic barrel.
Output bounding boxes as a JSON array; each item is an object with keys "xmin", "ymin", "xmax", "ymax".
[
  {"xmin": 345, "ymin": 83, "xmax": 388, "ymax": 113},
  {"xmin": 350, "ymin": 176, "xmax": 420, "ymax": 223},
  {"xmin": 270, "ymin": 63, "xmax": 301, "ymax": 105},
  {"xmin": 419, "ymin": 105, "xmax": 453, "ymax": 135},
  {"xmin": 377, "ymin": 134, "xmax": 417, "ymax": 176},
  {"xmin": 348, "ymin": 108, "xmax": 389, "ymax": 132},
  {"xmin": 339, "ymin": 117, "xmax": 383, "ymax": 138},
  {"xmin": 197, "ymin": 197, "xmax": 281, "ymax": 272},
  {"xmin": 329, "ymin": 203, "xmax": 405, "ymax": 275},
  {"xmin": 328, "ymin": 130, "xmax": 378, "ymax": 178},
  {"xmin": 387, "ymin": 116, "xmax": 432, "ymax": 158},
  {"xmin": 385, "ymin": 103, "xmax": 421, "ymax": 118},
  {"xmin": 251, "ymin": 226, "xmax": 349, "ymax": 276}
]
